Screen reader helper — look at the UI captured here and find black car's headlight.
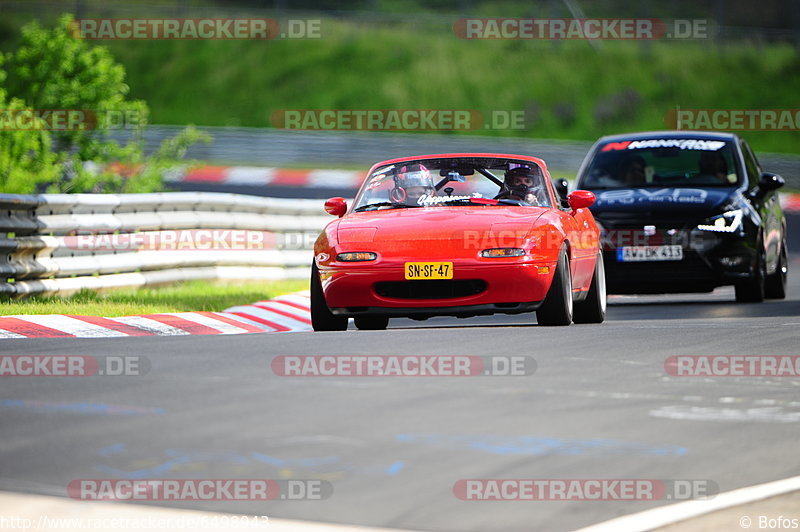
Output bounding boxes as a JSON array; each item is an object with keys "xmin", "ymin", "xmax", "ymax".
[{"xmin": 696, "ymin": 209, "xmax": 743, "ymax": 233}]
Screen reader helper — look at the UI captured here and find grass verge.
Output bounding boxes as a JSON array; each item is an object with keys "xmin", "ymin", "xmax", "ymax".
[{"xmin": 0, "ymin": 279, "xmax": 308, "ymax": 317}]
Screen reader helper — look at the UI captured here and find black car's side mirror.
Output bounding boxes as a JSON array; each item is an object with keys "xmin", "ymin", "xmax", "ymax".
[
  {"xmin": 758, "ymin": 172, "xmax": 785, "ymax": 192},
  {"xmin": 552, "ymin": 178, "xmax": 570, "ymax": 207}
]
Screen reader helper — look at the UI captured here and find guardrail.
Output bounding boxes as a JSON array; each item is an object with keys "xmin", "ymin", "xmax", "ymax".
[
  {"xmin": 112, "ymin": 126, "xmax": 800, "ymax": 189},
  {"xmin": 0, "ymin": 192, "xmax": 329, "ymax": 298}
]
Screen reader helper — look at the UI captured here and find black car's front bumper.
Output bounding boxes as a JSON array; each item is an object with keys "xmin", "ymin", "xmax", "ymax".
[{"xmin": 601, "ymin": 226, "xmax": 758, "ymax": 294}]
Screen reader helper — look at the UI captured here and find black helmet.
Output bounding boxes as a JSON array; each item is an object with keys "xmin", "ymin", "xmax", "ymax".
[{"xmin": 503, "ymin": 166, "xmax": 539, "ymax": 198}]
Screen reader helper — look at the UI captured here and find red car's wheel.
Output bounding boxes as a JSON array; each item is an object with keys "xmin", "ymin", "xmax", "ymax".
[
  {"xmin": 536, "ymin": 248, "xmax": 573, "ymax": 326},
  {"xmin": 354, "ymin": 316, "xmax": 389, "ymax": 330},
  {"xmin": 311, "ymin": 262, "xmax": 348, "ymax": 331},
  {"xmin": 573, "ymin": 250, "xmax": 606, "ymax": 324}
]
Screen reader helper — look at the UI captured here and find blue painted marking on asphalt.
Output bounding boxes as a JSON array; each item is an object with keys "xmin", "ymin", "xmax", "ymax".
[
  {"xmin": 252, "ymin": 452, "xmax": 340, "ymax": 468},
  {"xmin": 0, "ymin": 400, "xmax": 164, "ymax": 416},
  {"xmin": 396, "ymin": 434, "xmax": 687, "ymax": 456},
  {"xmin": 251, "ymin": 452, "xmax": 287, "ymax": 467},
  {"xmin": 386, "ymin": 461, "xmax": 405, "ymax": 475},
  {"xmin": 96, "ymin": 455, "xmax": 194, "ymax": 478},
  {"xmin": 97, "ymin": 443, "xmax": 126, "ymax": 456},
  {"xmin": 97, "ymin": 449, "xmax": 247, "ymax": 478}
]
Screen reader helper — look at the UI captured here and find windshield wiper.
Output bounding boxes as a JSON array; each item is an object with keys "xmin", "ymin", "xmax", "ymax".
[{"xmin": 353, "ymin": 202, "xmax": 419, "ymax": 212}]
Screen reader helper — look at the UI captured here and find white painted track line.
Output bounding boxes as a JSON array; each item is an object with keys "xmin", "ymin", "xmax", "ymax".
[{"xmin": 577, "ymin": 475, "xmax": 800, "ymax": 532}]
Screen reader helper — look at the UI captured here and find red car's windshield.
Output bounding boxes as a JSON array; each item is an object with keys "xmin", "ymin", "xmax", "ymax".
[{"xmin": 353, "ymin": 158, "xmax": 552, "ymax": 211}]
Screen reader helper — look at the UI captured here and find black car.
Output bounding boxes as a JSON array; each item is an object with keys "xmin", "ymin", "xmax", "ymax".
[{"xmin": 573, "ymin": 131, "xmax": 787, "ymax": 302}]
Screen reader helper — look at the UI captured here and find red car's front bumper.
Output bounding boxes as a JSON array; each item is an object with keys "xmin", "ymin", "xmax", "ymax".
[{"xmin": 320, "ymin": 259, "xmax": 557, "ymax": 318}]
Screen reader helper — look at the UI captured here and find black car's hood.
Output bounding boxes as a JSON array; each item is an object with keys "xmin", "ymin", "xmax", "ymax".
[{"xmin": 589, "ymin": 187, "xmax": 737, "ymax": 220}]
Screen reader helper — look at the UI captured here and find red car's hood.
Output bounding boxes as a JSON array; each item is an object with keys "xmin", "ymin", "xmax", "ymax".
[{"xmin": 336, "ymin": 206, "xmax": 547, "ymax": 259}]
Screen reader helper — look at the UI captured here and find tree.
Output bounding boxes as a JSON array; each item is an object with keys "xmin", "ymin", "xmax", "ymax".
[
  {"xmin": 3, "ymin": 14, "xmax": 209, "ymax": 194},
  {"xmin": 0, "ymin": 56, "xmax": 60, "ymax": 194}
]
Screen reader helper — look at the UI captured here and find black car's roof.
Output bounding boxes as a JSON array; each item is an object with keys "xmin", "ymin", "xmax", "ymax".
[{"xmin": 595, "ymin": 130, "xmax": 741, "ymax": 143}]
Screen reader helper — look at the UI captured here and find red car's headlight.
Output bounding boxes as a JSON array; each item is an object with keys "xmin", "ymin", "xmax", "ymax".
[
  {"xmin": 480, "ymin": 248, "xmax": 525, "ymax": 258},
  {"xmin": 337, "ymin": 252, "xmax": 377, "ymax": 262}
]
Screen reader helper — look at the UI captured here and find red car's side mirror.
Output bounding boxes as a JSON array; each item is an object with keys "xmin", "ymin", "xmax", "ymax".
[
  {"xmin": 324, "ymin": 197, "xmax": 347, "ymax": 217},
  {"xmin": 567, "ymin": 190, "xmax": 595, "ymax": 212}
]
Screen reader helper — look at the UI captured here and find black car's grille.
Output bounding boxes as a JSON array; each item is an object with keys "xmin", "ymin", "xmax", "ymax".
[
  {"xmin": 603, "ymin": 250, "xmax": 716, "ymax": 293},
  {"xmin": 597, "ymin": 212, "xmax": 702, "ymax": 227},
  {"xmin": 374, "ymin": 280, "xmax": 486, "ymax": 300},
  {"xmin": 596, "ymin": 216, "xmax": 694, "ymax": 249},
  {"xmin": 600, "ymin": 227, "xmax": 690, "ymax": 249}
]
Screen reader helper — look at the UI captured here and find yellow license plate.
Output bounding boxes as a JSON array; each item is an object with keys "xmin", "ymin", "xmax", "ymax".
[{"xmin": 404, "ymin": 262, "xmax": 453, "ymax": 280}]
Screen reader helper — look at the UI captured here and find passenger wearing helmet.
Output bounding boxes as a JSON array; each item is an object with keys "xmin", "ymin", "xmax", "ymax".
[
  {"xmin": 495, "ymin": 166, "xmax": 544, "ymax": 205},
  {"xmin": 391, "ymin": 164, "xmax": 435, "ymax": 205}
]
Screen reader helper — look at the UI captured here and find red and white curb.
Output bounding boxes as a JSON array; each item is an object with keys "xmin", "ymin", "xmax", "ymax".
[
  {"xmin": 168, "ymin": 166, "xmax": 800, "ymax": 211},
  {"xmin": 223, "ymin": 292, "xmax": 312, "ymax": 333},
  {"xmin": 166, "ymin": 165, "xmax": 363, "ymax": 189},
  {"xmin": 0, "ymin": 293, "xmax": 312, "ymax": 339},
  {"xmin": 783, "ymin": 193, "xmax": 800, "ymax": 212}
]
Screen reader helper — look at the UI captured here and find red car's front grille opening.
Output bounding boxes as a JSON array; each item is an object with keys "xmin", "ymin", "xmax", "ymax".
[{"xmin": 374, "ymin": 280, "xmax": 487, "ymax": 300}]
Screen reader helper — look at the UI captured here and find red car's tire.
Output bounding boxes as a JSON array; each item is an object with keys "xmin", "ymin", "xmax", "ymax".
[
  {"xmin": 311, "ymin": 262, "xmax": 348, "ymax": 331},
  {"xmin": 354, "ymin": 316, "xmax": 389, "ymax": 330},
  {"xmin": 573, "ymin": 250, "xmax": 607, "ymax": 324},
  {"xmin": 765, "ymin": 240, "xmax": 788, "ymax": 300},
  {"xmin": 536, "ymin": 248, "xmax": 573, "ymax": 326}
]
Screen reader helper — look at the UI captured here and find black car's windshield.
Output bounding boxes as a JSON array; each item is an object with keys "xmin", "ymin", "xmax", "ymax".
[
  {"xmin": 353, "ymin": 157, "xmax": 552, "ymax": 210},
  {"xmin": 580, "ymin": 139, "xmax": 740, "ymax": 189}
]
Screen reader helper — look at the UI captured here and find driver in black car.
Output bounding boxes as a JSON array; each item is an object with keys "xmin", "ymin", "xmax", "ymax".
[
  {"xmin": 495, "ymin": 166, "xmax": 545, "ymax": 205},
  {"xmin": 698, "ymin": 150, "xmax": 731, "ymax": 184}
]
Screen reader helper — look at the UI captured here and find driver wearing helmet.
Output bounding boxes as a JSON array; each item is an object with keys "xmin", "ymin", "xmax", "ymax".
[
  {"xmin": 392, "ymin": 164, "xmax": 435, "ymax": 205},
  {"xmin": 495, "ymin": 166, "xmax": 544, "ymax": 205}
]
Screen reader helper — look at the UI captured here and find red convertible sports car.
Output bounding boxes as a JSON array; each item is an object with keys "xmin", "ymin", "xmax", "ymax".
[{"xmin": 311, "ymin": 153, "xmax": 606, "ymax": 330}]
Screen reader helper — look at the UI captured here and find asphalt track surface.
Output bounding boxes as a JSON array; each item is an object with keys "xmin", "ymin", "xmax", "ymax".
[{"xmin": 1, "ymin": 226, "xmax": 799, "ymax": 531}]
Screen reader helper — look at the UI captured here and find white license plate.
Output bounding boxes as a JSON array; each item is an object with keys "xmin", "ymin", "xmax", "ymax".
[{"xmin": 617, "ymin": 245, "xmax": 683, "ymax": 262}]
